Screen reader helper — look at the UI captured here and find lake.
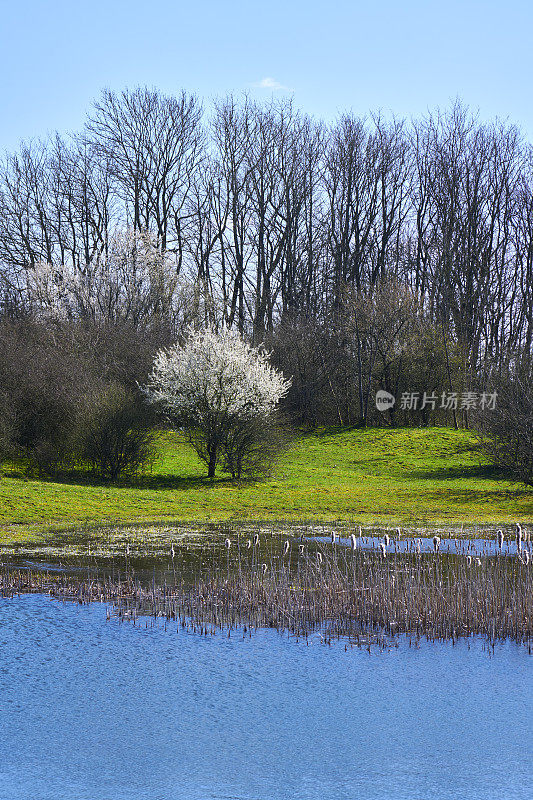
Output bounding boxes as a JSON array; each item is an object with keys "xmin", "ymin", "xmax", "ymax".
[{"xmin": 1, "ymin": 591, "xmax": 532, "ymax": 800}]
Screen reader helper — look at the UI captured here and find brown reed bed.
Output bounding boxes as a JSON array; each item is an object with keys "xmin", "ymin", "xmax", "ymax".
[{"xmin": 1, "ymin": 538, "xmax": 532, "ymax": 649}]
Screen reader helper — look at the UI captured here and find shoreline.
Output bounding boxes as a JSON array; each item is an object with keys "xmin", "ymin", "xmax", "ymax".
[{"xmin": 1, "ymin": 516, "xmax": 532, "ymax": 549}]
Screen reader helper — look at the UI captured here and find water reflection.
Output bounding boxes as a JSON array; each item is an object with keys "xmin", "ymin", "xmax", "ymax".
[
  {"xmin": 312, "ymin": 533, "xmax": 532, "ymax": 557},
  {"xmin": 0, "ymin": 593, "xmax": 531, "ymax": 800}
]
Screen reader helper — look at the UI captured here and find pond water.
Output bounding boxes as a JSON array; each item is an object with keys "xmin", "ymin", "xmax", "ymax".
[
  {"xmin": 5, "ymin": 527, "xmax": 531, "ymax": 587},
  {"xmin": 1, "ymin": 593, "xmax": 532, "ymax": 800},
  {"xmin": 313, "ymin": 533, "xmax": 532, "ymax": 557}
]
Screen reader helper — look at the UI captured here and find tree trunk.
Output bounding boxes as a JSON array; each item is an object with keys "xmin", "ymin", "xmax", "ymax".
[{"xmin": 208, "ymin": 448, "xmax": 217, "ymax": 479}]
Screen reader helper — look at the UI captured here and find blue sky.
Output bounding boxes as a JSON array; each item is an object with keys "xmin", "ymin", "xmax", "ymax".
[{"xmin": 1, "ymin": 0, "xmax": 532, "ymax": 151}]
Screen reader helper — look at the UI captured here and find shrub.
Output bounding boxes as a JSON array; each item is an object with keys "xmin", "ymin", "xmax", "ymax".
[
  {"xmin": 0, "ymin": 319, "xmax": 162, "ymax": 477},
  {"xmin": 0, "ymin": 321, "xmax": 88, "ymax": 474},
  {"xmin": 476, "ymin": 367, "xmax": 533, "ymax": 486},
  {"xmin": 221, "ymin": 414, "xmax": 290, "ymax": 479},
  {"xmin": 0, "ymin": 390, "xmax": 15, "ymax": 461},
  {"xmin": 78, "ymin": 384, "xmax": 156, "ymax": 482}
]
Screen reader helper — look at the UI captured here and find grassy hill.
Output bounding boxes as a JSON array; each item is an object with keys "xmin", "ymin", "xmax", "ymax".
[{"xmin": 1, "ymin": 427, "xmax": 532, "ymax": 543}]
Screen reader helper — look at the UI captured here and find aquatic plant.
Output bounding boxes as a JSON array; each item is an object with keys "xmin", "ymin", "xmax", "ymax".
[{"xmin": 2, "ymin": 528, "xmax": 532, "ymax": 649}]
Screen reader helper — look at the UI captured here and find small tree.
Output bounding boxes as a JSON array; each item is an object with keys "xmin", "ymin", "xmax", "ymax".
[{"xmin": 144, "ymin": 327, "xmax": 291, "ymax": 478}]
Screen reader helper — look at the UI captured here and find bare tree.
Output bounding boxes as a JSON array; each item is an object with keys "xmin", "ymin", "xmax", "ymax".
[
  {"xmin": 87, "ymin": 87, "xmax": 204, "ymax": 258},
  {"xmin": 1, "ymin": 90, "xmax": 533, "ymax": 432}
]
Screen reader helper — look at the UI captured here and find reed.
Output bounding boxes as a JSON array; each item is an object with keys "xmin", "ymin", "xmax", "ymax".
[{"xmin": 2, "ymin": 534, "xmax": 531, "ymax": 649}]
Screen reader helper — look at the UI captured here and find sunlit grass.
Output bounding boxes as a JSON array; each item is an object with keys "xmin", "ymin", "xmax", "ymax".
[{"xmin": 1, "ymin": 427, "xmax": 531, "ymax": 543}]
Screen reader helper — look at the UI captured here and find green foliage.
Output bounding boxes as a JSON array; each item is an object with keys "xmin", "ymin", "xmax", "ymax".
[{"xmin": 0, "ymin": 428, "xmax": 531, "ymax": 543}]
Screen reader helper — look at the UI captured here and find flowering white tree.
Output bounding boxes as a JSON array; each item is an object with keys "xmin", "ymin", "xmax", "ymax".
[
  {"xmin": 26, "ymin": 229, "xmax": 198, "ymax": 328},
  {"xmin": 144, "ymin": 327, "xmax": 291, "ymax": 477}
]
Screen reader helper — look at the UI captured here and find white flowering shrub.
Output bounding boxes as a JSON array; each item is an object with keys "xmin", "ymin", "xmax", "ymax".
[
  {"xmin": 26, "ymin": 229, "xmax": 187, "ymax": 326},
  {"xmin": 145, "ymin": 327, "xmax": 291, "ymax": 477}
]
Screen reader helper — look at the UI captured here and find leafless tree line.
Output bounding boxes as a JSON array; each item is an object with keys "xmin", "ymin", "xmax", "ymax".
[{"xmin": 1, "ymin": 89, "xmax": 532, "ymax": 377}]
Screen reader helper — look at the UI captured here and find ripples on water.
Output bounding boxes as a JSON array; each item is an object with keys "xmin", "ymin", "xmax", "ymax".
[{"xmin": 1, "ymin": 593, "xmax": 532, "ymax": 800}]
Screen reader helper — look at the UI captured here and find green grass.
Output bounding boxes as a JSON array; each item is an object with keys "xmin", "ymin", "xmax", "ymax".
[{"xmin": 1, "ymin": 427, "xmax": 532, "ymax": 543}]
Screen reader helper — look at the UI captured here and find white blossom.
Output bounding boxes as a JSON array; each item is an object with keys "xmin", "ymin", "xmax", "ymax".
[
  {"xmin": 145, "ymin": 326, "xmax": 291, "ymax": 424},
  {"xmin": 26, "ymin": 228, "xmax": 191, "ymax": 325}
]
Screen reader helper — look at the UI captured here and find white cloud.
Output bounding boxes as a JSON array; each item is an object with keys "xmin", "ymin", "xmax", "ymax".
[{"xmin": 253, "ymin": 77, "xmax": 290, "ymax": 91}]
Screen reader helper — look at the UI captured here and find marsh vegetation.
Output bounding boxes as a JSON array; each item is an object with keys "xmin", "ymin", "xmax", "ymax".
[{"xmin": 3, "ymin": 527, "xmax": 531, "ymax": 649}]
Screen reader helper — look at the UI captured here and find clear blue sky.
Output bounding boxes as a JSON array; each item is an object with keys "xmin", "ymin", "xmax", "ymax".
[{"xmin": 1, "ymin": 0, "xmax": 532, "ymax": 151}]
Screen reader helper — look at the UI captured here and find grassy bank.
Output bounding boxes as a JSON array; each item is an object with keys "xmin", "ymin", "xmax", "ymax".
[{"xmin": 1, "ymin": 427, "xmax": 532, "ymax": 543}]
